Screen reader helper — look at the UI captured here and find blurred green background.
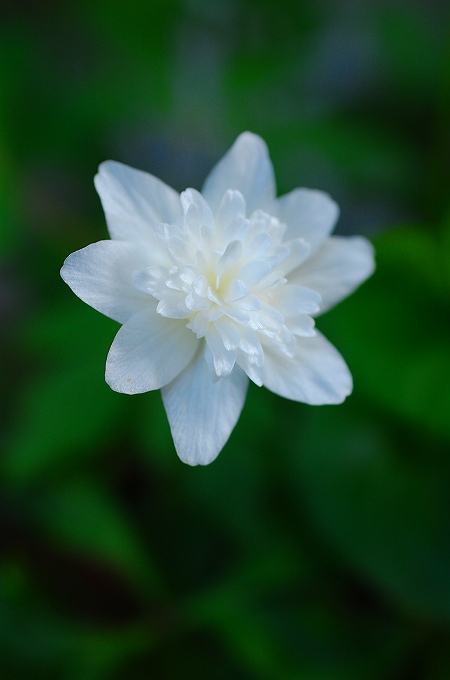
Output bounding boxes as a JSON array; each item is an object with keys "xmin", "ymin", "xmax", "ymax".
[{"xmin": 1, "ymin": 0, "xmax": 450, "ymax": 678}]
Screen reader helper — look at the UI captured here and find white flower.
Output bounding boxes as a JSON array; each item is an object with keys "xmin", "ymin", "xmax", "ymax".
[{"xmin": 61, "ymin": 132, "xmax": 375, "ymax": 465}]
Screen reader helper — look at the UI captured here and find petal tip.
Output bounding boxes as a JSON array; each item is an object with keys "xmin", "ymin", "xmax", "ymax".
[
  {"xmin": 234, "ymin": 131, "xmax": 269, "ymax": 155},
  {"xmin": 176, "ymin": 446, "xmax": 222, "ymax": 466},
  {"xmin": 350, "ymin": 235, "xmax": 377, "ymax": 278}
]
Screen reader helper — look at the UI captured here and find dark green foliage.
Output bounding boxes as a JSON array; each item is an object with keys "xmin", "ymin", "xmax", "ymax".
[{"xmin": 1, "ymin": 0, "xmax": 450, "ymax": 677}]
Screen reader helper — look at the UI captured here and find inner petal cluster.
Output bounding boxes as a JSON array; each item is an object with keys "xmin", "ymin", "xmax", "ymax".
[{"xmin": 133, "ymin": 189, "xmax": 321, "ymax": 385}]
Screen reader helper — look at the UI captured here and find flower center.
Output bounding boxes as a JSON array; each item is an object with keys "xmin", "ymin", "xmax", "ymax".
[{"xmin": 132, "ymin": 188, "xmax": 320, "ymax": 384}]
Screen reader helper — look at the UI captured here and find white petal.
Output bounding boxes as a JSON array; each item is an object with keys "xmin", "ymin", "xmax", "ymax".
[
  {"xmin": 205, "ymin": 327, "xmax": 237, "ymax": 377},
  {"xmin": 167, "ymin": 234, "xmax": 193, "ymax": 264},
  {"xmin": 132, "ymin": 266, "xmax": 165, "ymax": 294},
  {"xmin": 214, "ymin": 316, "xmax": 240, "ymax": 350},
  {"xmin": 187, "ymin": 311, "xmax": 210, "ymax": 337},
  {"xmin": 281, "ymin": 238, "xmax": 311, "ymax": 274},
  {"xmin": 161, "ymin": 351, "xmax": 249, "ymax": 465},
  {"xmin": 156, "ymin": 293, "xmax": 190, "ymax": 318},
  {"xmin": 236, "ymin": 325, "xmax": 263, "ymax": 358},
  {"xmin": 235, "ymin": 294, "xmax": 261, "ymax": 312},
  {"xmin": 218, "ymin": 240, "xmax": 243, "ymax": 271},
  {"xmin": 105, "ymin": 307, "xmax": 198, "ymax": 394},
  {"xmin": 215, "ymin": 190, "xmax": 246, "ymax": 230},
  {"xmin": 247, "ymin": 232, "xmax": 272, "ymax": 257},
  {"xmin": 181, "ymin": 188, "xmax": 215, "ymax": 243},
  {"xmin": 239, "ymin": 259, "xmax": 271, "ymax": 286},
  {"xmin": 263, "ymin": 331, "xmax": 352, "ymax": 405},
  {"xmin": 277, "ymin": 188, "xmax": 339, "ymax": 254},
  {"xmin": 60, "ymin": 241, "xmax": 149, "ymax": 323},
  {"xmin": 192, "ymin": 275, "xmax": 209, "ymax": 296},
  {"xmin": 95, "ymin": 161, "xmax": 182, "ymax": 250},
  {"xmin": 271, "ymin": 284, "xmax": 321, "ymax": 316},
  {"xmin": 201, "ymin": 132, "xmax": 276, "ymax": 215},
  {"xmin": 185, "ymin": 290, "xmax": 209, "ymax": 312},
  {"xmin": 288, "ymin": 314, "xmax": 316, "ymax": 337},
  {"xmin": 289, "ymin": 236, "xmax": 375, "ymax": 314},
  {"xmin": 224, "ymin": 279, "xmax": 249, "ymax": 302},
  {"xmin": 248, "ymin": 302, "xmax": 283, "ymax": 332}
]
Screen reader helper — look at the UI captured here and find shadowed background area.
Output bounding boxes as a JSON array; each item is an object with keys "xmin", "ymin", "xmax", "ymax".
[{"xmin": 1, "ymin": 0, "xmax": 450, "ymax": 678}]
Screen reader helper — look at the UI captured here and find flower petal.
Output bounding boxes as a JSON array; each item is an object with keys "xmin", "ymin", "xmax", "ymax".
[
  {"xmin": 95, "ymin": 161, "xmax": 182, "ymax": 249},
  {"xmin": 161, "ymin": 351, "xmax": 249, "ymax": 465},
  {"xmin": 215, "ymin": 189, "xmax": 246, "ymax": 232},
  {"xmin": 277, "ymin": 188, "xmax": 339, "ymax": 253},
  {"xmin": 205, "ymin": 327, "xmax": 237, "ymax": 378},
  {"xmin": 289, "ymin": 236, "xmax": 375, "ymax": 314},
  {"xmin": 263, "ymin": 331, "xmax": 353, "ymax": 405},
  {"xmin": 181, "ymin": 189, "xmax": 215, "ymax": 232},
  {"xmin": 271, "ymin": 284, "xmax": 321, "ymax": 316},
  {"xmin": 106, "ymin": 307, "xmax": 198, "ymax": 394},
  {"xmin": 60, "ymin": 241, "xmax": 149, "ymax": 323},
  {"xmin": 281, "ymin": 238, "xmax": 311, "ymax": 274},
  {"xmin": 201, "ymin": 132, "xmax": 276, "ymax": 215}
]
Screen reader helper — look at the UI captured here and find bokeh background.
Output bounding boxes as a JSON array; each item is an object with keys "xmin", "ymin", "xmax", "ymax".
[{"xmin": 2, "ymin": 0, "xmax": 450, "ymax": 678}]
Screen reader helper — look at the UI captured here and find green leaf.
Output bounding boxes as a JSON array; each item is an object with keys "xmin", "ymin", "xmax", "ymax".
[
  {"xmin": 4, "ymin": 301, "xmax": 125, "ymax": 481},
  {"xmin": 290, "ymin": 403, "xmax": 450, "ymax": 623},
  {"xmin": 32, "ymin": 478, "xmax": 164, "ymax": 597},
  {"xmin": 320, "ymin": 224, "xmax": 450, "ymax": 442},
  {"xmin": 0, "ymin": 562, "xmax": 154, "ymax": 680},
  {"xmin": 185, "ymin": 543, "xmax": 410, "ymax": 680},
  {"xmin": 267, "ymin": 119, "xmax": 416, "ymax": 196},
  {"xmin": 378, "ymin": 5, "xmax": 446, "ymax": 98},
  {"xmin": 4, "ymin": 359, "xmax": 124, "ymax": 482},
  {"xmin": 24, "ymin": 299, "xmax": 117, "ymax": 359}
]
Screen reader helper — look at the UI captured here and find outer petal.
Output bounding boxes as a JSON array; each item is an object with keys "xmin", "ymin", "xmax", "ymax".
[
  {"xmin": 263, "ymin": 331, "xmax": 352, "ymax": 405},
  {"xmin": 161, "ymin": 350, "xmax": 249, "ymax": 465},
  {"xmin": 277, "ymin": 188, "xmax": 339, "ymax": 253},
  {"xmin": 201, "ymin": 132, "xmax": 276, "ymax": 215},
  {"xmin": 289, "ymin": 236, "xmax": 375, "ymax": 314},
  {"xmin": 106, "ymin": 307, "xmax": 198, "ymax": 394},
  {"xmin": 95, "ymin": 161, "xmax": 182, "ymax": 248},
  {"xmin": 61, "ymin": 240, "xmax": 150, "ymax": 323}
]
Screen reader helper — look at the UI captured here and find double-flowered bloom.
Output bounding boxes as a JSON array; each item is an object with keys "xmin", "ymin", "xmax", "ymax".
[{"xmin": 61, "ymin": 133, "xmax": 375, "ymax": 465}]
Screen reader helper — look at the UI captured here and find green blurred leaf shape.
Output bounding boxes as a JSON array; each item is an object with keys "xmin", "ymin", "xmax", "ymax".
[
  {"xmin": 0, "ymin": 561, "xmax": 153, "ymax": 680},
  {"xmin": 33, "ymin": 479, "xmax": 163, "ymax": 598},
  {"xmin": 186, "ymin": 543, "xmax": 408, "ymax": 680},
  {"xmin": 4, "ymin": 304, "xmax": 123, "ymax": 481},
  {"xmin": 268, "ymin": 119, "xmax": 416, "ymax": 196},
  {"xmin": 379, "ymin": 5, "xmax": 446, "ymax": 96},
  {"xmin": 321, "ymin": 224, "xmax": 450, "ymax": 442},
  {"xmin": 186, "ymin": 578, "xmax": 309, "ymax": 680},
  {"xmin": 0, "ymin": 29, "xmax": 30, "ymax": 253},
  {"xmin": 4, "ymin": 359, "xmax": 123, "ymax": 482},
  {"xmin": 0, "ymin": 144, "xmax": 17, "ymax": 253},
  {"xmin": 293, "ymin": 403, "xmax": 450, "ymax": 624},
  {"xmin": 24, "ymin": 297, "xmax": 117, "ymax": 357},
  {"xmin": 5, "ymin": 2, "xmax": 175, "ymax": 161}
]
